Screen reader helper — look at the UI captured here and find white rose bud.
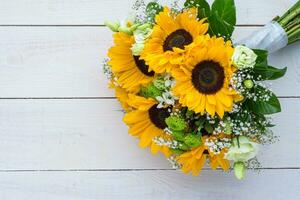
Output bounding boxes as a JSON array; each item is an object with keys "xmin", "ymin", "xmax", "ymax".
[
  {"xmin": 225, "ymin": 136, "xmax": 259, "ymax": 162},
  {"xmin": 234, "ymin": 161, "xmax": 246, "ymax": 180},
  {"xmin": 232, "ymin": 45, "xmax": 257, "ymax": 69},
  {"xmin": 131, "ymin": 43, "xmax": 145, "ymax": 56},
  {"xmin": 104, "ymin": 21, "xmax": 120, "ymax": 32}
]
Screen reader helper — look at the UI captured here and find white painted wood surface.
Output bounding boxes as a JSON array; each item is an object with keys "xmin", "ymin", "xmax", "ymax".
[
  {"xmin": 0, "ymin": 0, "xmax": 299, "ymax": 199},
  {"xmin": 0, "ymin": 0, "xmax": 297, "ymax": 25}
]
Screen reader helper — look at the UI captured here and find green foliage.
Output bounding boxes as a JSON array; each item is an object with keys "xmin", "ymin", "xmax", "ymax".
[
  {"xmin": 253, "ymin": 49, "xmax": 268, "ymax": 65},
  {"xmin": 184, "ymin": 0, "xmax": 210, "ymax": 19},
  {"xmin": 204, "ymin": 122, "xmax": 214, "ymax": 133},
  {"xmin": 165, "ymin": 116, "xmax": 187, "ymax": 131},
  {"xmin": 171, "ymin": 148, "xmax": 185, "ymax": 155},
  {"xmin": 178, "ymin": 142, "xmax": 190, "ymax": 151},
  {"xmin": 208, "ymin": 0, "xmax": 236, "ymax": 40},
  {"xmin": 153, "ymin": 77, "xmax": 166, "ymax": 91},
  {"xmin": 252, "ymin": 49, "xmax": 287, "ymax": 80},
  {"xmin": 146, "ymin": 2, "xmax": 163, "ymax": 23},
  {"xmin": 184, "ymin": 134, "xmax": 202, "ymax": 148},
  {"xmin": 139, "ymin": 83, "xmax": 162, "ymax": 99},
  {"xmin": 211, "ymin": 0, "xmax": 236, "ymax": 26},
  {"xmin": 184, "ymin": 0, "xmax": 236, "ymax": 40},
  {"xmin": 172, "ymin": 131, "xmax": 185, "ymax": 142},
  {"xmin": 253, "ymin": 64, "xmax": 287, "ymax": 81},
  {"xmin": 245, "ymin": 86, "xmax": 281, "ymax": 115}
]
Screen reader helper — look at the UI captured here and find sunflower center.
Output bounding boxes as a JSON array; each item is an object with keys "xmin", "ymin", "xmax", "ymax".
[
  {"xmin": 192, "ymin": 61, "xmax": 225, "ymax": 94},
  {"xmin": 163, "ymin": 29, "xmax": 193, "ymax": 52},
  {"xmin": 148, "ymin": 105, "xmax": 171, "ymax": 129},
  {"xmin": 133, "ymin": 56, "xmax": 155, "ymax": 77}
]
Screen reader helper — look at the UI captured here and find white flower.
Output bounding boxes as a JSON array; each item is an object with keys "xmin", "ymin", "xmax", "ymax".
[
  {"xmin": 156, "ymin": 91, "xmax": 177, "ymax": 108},
  {"xmin": 232, "ymin": 45, "xmax": 257, "ymax": 69},
  {"xmin": 131, "ymin": 43, "xmax": 145, "ymax": 56},
  {"xmin": 131, "ymin": 24, "xmax": 153, "ymax": 56},
  {"xmin": 225, "ymin": 136, "xmax": 259, "ymax": 162}
]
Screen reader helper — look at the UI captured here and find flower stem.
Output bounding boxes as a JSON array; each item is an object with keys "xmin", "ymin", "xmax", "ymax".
[
  {"xmin": 278, "ymin": 1, "xmax": 300, "ymax": 26},
  {"xmin": 279, "ymin": 7, "xmax": 300, "ymax": 27},
  {"xmin": 288, "ymin": 24, "xmax": 300, "ymax": 44}
]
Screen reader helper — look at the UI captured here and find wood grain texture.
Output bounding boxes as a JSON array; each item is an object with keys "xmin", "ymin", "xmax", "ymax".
[
  {"xmin": 0, "ymin": 98, "xmax": 299, "ymax": 170},
  {"xmin": 0, "ymin": 27, "xmax": 299, "ymax": 98},
  {"xmin": 0, "ymin": 170, "xmax": 299, "ymax": 200},
  {"xmin": 0, "ymin": 0, "xmax": 297, "ymax": 25},
  {"xmin": 0, "ymin": 0, "xmax": 299, "ymax": 199}
]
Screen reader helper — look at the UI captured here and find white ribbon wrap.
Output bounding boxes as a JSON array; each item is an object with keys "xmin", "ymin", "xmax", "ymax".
[{"xmin": 238, "ymin": 22, "xmax": 288, "ymax": 53}]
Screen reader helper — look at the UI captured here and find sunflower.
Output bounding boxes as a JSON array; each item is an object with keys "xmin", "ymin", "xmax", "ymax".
[
  {"xmin": 141, "ymin": 7, "xmax": 208, "ymax": 74},
  {"xmin": 177, "ymin": 135, "xmax": 230, "ymax": 176},
  {"xmin": 109, "ymin": 82, "xmax": 131, "ymax": 112},
  {"xmin": 108, "ymin": 32, "xmax": 155, "ymax": 93},
  {"xmin": 172, "ymin": 36, "xmax": 243, "ymax": 118},
  {"xmin": 123, "ymin": 94, "xmax": 171, "ymax": 157}
]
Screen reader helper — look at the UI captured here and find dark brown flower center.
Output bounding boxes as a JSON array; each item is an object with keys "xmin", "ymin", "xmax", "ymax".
[
  {"xmin": 163, "ymin": 29, "xmax": 193, "ymax": 52},
  {"xmin": 133, "ymin": 56, "xmax": 155, "ymax": 77},
  {"xmin": 148, "ymin": 105, "xmax": 171, "ymax": 129},
  {"xmin": 192, "ymin": 61, "xmax": 225, "ymax": 94}
]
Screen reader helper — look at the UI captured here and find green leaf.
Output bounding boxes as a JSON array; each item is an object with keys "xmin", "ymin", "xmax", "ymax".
[
  {"xmin": 171, "ymin": 131, "xmax": 185, "ymax": 142},
  {"xmin": 211, "ymin": 0, "xmax": 236, "ymax": 26},
  {"xmin": 208, "ymin": 0, "xmax": 236, "ymax": 39},
  {"xmin": 184, "ymin": 0, "xmax": 210, "ymax": 19},
  {"xmin": 208, "ymin": 13, "xmax": 234, "ymax": 40},
  {"xmin": 245, "ymin": 87, "xmax": 281, "ymax": 115},
  {"xmin": 204, "ymin": 123, "xmax": 214, "ymax": 133},
  {"xmin": 171, "ymin": 148, "xmax": 185, "ymax": 155},
  {"xmin": 146, "ymin": 2, "xmax": 163, "ymax": 22},
  {"xmin": 253, "ymin": 64, "xmax": 287, "ymax": 80},
  {"xmin": 253, "ymin": 49, "xmax": 268, "ymax": 65},
  {"xmin": 184, "ymin": 134, "xmax": 202, "ymax": 148}
]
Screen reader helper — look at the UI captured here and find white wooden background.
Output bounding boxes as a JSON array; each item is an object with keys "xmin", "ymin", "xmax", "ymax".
[{"xmin": 0, "ymin": 0, "xmax": 299, "ymax": 199}]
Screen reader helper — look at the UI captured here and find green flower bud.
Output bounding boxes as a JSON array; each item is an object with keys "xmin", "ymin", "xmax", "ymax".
[
  {"xmin": 153, "ymin": 78, "xmax": 167, "ymax": 91},
  {"xmin": 184, "ymin": 134, "xmax": 201, "ymax": 148},
  {"xmin": 137, "ymin": 23, "xmax": 152, "ymax": 31},
  {"xmin": 139, "ymin": 84, "xmax": 162, "ymax": 99},
  {"xmin": 171, "ymin": 131, "xmax": 185, "ymax": 142},
  {"xmin": 165, "ymin": 116, "xmax": 186, "ymax": 131},
  {"xmin": 243, "ymin": 80, "xmax": 254, "ymax": 89},
  {"xmin": 118, "ymin": 26, "xmax": 134, "ymax": 35},
  {"xmin": 178, "ymin": 142, "xmax": 190, "ymax": 151},
  {"xmin": 234, "ymin": 161, "xmax": 246, "ymax": 180},
  {"xmin": 224, "ymin": 119, "xmax": 232, "ymax": 135},
  {"xmin": 171, "ymin": 148, "xmax": 185, "ymax": 155},
  {"xmin": 104, "ymin": 21, "xmax": 120, "ymax": 32},
  {"xmin": 131, "ymin": 43, "xmax": 145, "ymax": 56}
]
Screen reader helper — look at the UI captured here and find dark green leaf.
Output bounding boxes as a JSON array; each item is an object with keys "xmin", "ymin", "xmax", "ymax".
[
  {"xmin": 253, "ymin": 64, "xmax": 287, "ymax": 80},
  {"xmin": 204, "ymin": 123, "xmax": 214, "ymax": 133},
  {"xmin": 208, "ymin": 13, "xmax": 234, "ymax": 40},
  {"xmin": 245, "ymin": 87, "xmax": 281, "ymax": 115},
  {"xmin": 146, "ymin": 2, "xmax": 163, "ymax": 22},
  {"xmin": 253, "ymin": 49, "xmax": 268, "ymax": 65},
  {"xmin": 211, "ymin": 0, "xmax": 236, "ymax": 26},
  {"xmin": 184, "ymin": 0, "xmax": 210, "ymax": 19}
]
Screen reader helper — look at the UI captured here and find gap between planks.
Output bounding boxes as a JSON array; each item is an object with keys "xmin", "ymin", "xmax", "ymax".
[
  {"xmin": 0, "ymin": 168, "xmax": 299, "ymax": 173},
  {"xmin": 0, "ymin": 24, "xmax": 265, "ymax": 27},
  {"xmin": 0, "ymin": 97, "xmax": 299, "ymax": 100}
]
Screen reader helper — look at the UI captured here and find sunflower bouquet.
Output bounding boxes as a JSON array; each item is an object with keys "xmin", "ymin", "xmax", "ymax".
[{"xmin": 103, "ymin": 0, "xmax": 288, "ymax": 180}]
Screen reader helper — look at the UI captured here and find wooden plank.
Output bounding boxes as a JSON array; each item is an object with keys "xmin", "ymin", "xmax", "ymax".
[
  {"xmin": 0, "ymin": 98, "xmax": 299, "ymax": 170},
  {"xmin": 0, "ymin": 170, "xmax": 299, "ymax": 199},
  {"xmin": 0, "ymin": 0, "xmax": 297, "ymax": 25},
  {"xmin": 0, "ymin": 27, "xmax": 299, "ymax": 98}
]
